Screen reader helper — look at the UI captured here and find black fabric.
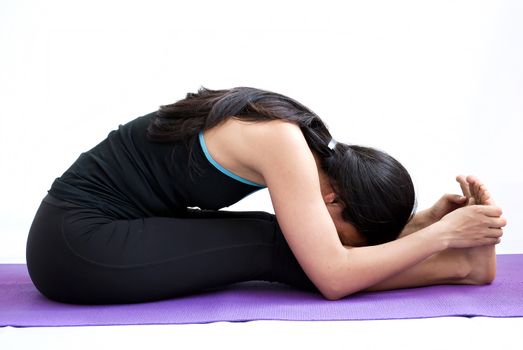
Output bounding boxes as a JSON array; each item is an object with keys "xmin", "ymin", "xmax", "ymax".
[
  {"xmin": 48, "ymin": 112, "xmax": 263, "ymax": 219},
  {"xmin": 27, "ymin": 114, "xmax": 318, "ymax": 304},
  {"xmin": 26, "ymin": 195, "xmax": 318, "ymax": 304}
]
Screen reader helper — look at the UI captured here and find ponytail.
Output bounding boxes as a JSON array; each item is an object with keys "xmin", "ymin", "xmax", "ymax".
[{"xmin": 147, "ymin": 86, "xmax": 332, "ymax": 158}]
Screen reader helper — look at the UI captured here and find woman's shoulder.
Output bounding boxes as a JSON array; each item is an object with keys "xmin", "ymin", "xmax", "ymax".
[
  {"xmin": 222, "ymin": 116, "xmax": 299, "ymax": 132},
  {"xmin": 232, "ymin": 118, "xmax": 314, "ymax": 178},
  {"xmin": 203, "ymin": 117, "xmax": 310, "ymax": 186},
  {"xmin": 224, "ymin": 118, "xmax": 308, "ymax": 160},
  {"xmin": 207, "ymin": 117, "xmax": 304, "ymax": 149}
]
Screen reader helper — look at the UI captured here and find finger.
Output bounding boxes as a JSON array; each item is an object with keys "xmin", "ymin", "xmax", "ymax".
[
  {"xmin": 456, "ymin": 175, "xmax": 472, "ymax": 198},
  {"xmin": 474, "ymin": 237, "xmax": 502, "ymax": 247},
  {"xmin": 489, "ymin": 217, "xmax": 507, "ymax": 228},
  {"xmin": 485, "ymin": 227, "xmax": 503, "ymax": 238},
  {"xmin": 446, "ymin": 193, "xmax": 468, "ymax": 204},
  {"xmin": 485, "ymin": 238, "xmax": 501, "ymax": 245},
  {"xmin": 476, "ymin": 205, "xmax": 503, "ymax": 217}
]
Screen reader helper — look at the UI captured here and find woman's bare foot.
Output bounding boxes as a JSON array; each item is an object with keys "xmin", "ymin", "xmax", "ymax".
[
  {"xmin": 456, "ymin": 175, "xmax": 496, "ymax": 206},
  {"xmin": 456, "ymin": 175, "xmax": 498, "ymax": 285},
  {"xmin": 462, "ymin": 245, "xmax": 497, "ymax": 285}
]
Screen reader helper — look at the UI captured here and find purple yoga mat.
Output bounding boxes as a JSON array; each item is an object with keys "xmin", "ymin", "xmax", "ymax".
[{"xmin": 1, "ymin": 254, "xmax": 522, "ymax": 327}]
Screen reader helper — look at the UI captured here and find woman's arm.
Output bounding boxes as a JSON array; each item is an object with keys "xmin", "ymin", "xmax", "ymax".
[
  {"xmin": 363, "ymin": 177, "xmax": 502, "ymax": 291},
  {"xmin": 399, "ymin": 194, "xmax": 469, "ymax": 238},
  {"xmin": 398, "ymin": 209, "xmax": 433, "ymax": 237},
  {"xmin": 241, "ymin": 121, "xmax": 504, "ymax": 300}
]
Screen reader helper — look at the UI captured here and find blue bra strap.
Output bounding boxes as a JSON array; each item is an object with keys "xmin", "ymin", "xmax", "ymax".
[{"xmin": 198, "ymin": 131, "xmax": 266, "ymax": 188}]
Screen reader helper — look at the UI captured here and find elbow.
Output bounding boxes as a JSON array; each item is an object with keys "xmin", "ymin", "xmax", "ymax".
[
  {"xmin": 315, "ymin": 255, "xmax": 358, "ymax": 301},
  {"xmin": 318, "ymin": 279, "xmax": 355, "ymax": 301},
  {"xmin": 321, "ymin": 291, "xmax": 344, "ymax": 301},
  {"xmin": 320, "ymin": 286, "xmax": 354, "ymax": 301}
]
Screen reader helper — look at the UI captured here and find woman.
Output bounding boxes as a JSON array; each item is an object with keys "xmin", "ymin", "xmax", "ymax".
[{"xmin": 26, "ymin": 86, "xmax": 506, "ymax": 304}]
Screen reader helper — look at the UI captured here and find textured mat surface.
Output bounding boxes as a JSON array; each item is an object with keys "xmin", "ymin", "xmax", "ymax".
[{"xmin": 1, "ymin": 254, "xmax": 522, "ymax": 327}]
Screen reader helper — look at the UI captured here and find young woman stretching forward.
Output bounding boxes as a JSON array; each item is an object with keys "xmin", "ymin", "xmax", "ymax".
[{"xmin": 26, "ymin": 87, "xmax": 506, "ymax": 303}]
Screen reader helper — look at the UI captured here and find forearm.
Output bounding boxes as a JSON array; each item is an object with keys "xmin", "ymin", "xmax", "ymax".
[
  {"xmin": 399, "ymin": 209, "xmax": 434, "ymax": 237},
  {"xmin": 328, "ymin": 224, "xmax": 446, "ymax": 300}
]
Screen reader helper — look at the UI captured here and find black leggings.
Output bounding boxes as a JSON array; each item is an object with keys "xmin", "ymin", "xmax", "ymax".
[{"xmin": 26, "ymin": 195, "xmax": 318, "ymax": 304}]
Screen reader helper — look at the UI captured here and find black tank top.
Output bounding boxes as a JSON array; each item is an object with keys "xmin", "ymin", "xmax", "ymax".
[{"xmin": 48, "ymin": 112, "xmax": 266, "ymax": 219}]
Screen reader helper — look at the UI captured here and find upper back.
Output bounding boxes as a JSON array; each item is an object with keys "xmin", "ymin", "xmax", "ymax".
[
  {"xmin": 199, "ymin": 117, "xmax": 303, "ymax": 188},
  {"xmin": 48, "ymin": 113, "xmax": 267, "ymax": 218}
]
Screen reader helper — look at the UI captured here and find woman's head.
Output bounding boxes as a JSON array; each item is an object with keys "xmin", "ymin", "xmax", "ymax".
[
  {"xmin": 148, "ymin": 86, "xmax": 416, "ymax": 245},
  {"xmin": 319, "ymin": 142, "xmax": 416, "ymax": 246}
]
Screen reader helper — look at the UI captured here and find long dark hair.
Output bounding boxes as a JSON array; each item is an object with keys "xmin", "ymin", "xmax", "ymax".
[{"xmin": 147, "ymin": 86, "xmax": 416, "ymax": 245}]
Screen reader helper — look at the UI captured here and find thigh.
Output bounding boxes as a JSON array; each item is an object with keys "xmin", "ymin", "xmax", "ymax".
[
  {"xmin": 62, "ymin": 208, "xmax": 279, "ymax": 267},
  {"xmin": 28, "ymin": 200, "xmax": 283, "ymax": 304}
]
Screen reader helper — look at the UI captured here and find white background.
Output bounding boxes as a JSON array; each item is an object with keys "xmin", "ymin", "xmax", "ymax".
[
  {"xmin": 1, "ymin": 0, "xmax": 522, "ymax": 263},
  {"xmin": 1, "ymin": 2, "xmax": 522, "ymax": 349}
]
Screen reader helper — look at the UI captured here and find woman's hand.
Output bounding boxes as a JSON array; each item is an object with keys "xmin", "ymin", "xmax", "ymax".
[
  {"xmin": 427, "ymin": 175, "xmax": 506, "ymax": 248},
  {"xmin": 427, "ymin": 193, "xmax": 468, "ymax": 223},
  {"xmin": 402, "ymin": 175, "xmax": 499, "ymax": 237},
  {"xmin": 433, "ymin": 204, "xmax": 506, "ymax": 249},
  {"xmin": 426, "ymin": 175, "xmax": 495, "ymax": 224},
  {"xmin": 399, "ymin": 194, "xmax": 467, "ymax": 237}
]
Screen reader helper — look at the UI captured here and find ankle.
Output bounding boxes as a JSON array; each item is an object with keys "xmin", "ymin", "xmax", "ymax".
[
  {"xmin": 454, "ymin": 251, "xmax": 473, "ymax": 280},
  {"xmin": 462, "ymin": 247, "xmax": 497, "ymax": 285}
]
